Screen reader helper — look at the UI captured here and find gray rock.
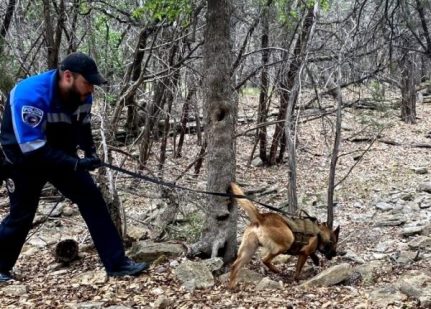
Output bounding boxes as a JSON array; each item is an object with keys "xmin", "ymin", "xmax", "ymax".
[
  {"xmin": 251, "ymin": 157, "xmax": 263, "ymax": 167},
  {"xmin": 1, "ymin": 284, "xmax": 28, "ymax": 296},
  {"xmin": 418, "ymin": 182, "xmax": 431, "ymax": 193},
  {"xmin": 174, "ymin": 260, "xmax": 215, "ymax": 290},
  {"xmin": 354, "ymin": 261, "xmax": 388, "ymax": 286},
  {"xmin": 400, "ymin": 226, "xmax": 425, "ymax": 237},
  {"xmin": 128, "ymin": 241, "xmax": 186, "ymax": 263},
  {"xmin": 374, "ymin": 240, "xmax": 398, "ymax": 253},
  {"xmin": 38, "ymin": 201, "xmax": 65, "ymax": 217},
  {"xmin": 412, "ymin": 167, "xmax": 428, "ymax": 174},
  {"xmin": 375, "ymin": 202, "xmax": 395, "ymax": 211},
  {"xmin": 391, "ymin": 250, "xmax": 420, "ymax": 265},
  {"xmin": 202, "ymin": 257, "xmax": 223, "ymax": 272},
  {"xmin": 153, "ymin": 295, "xmax": 172, "ymax": 309},
  {"xmin": 374, "ymin": 213, "xmax": 406, "ymax": 227},
  {"xmin": 62, "ymin": 205, "xmax": 76, "ymax": 217},
  {"xmin": 219, "ymin": 268, "xmax": 264, "ymax": 285},
  {"xmin": 398, "ymin": 271, "xmax": 431, "ymax": 307},
  {"xmin": 408, "ymin": 236, "xmax": 431, "ymax": 250},
  {"xmin": 301, "ymin": 263, "xmax": 352, "ymax": 287},
  {"xmin": 256, "ymin": 277, "xmax": 283, "ymax": 290},
  {"xmin": 368, "ymin": 285, "xmax": 407, "ymax": 307}
]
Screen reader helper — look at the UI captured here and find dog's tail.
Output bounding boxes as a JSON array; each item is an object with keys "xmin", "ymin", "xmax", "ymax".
[{"xmin": 230, "ymin": 182, "xmax": 262, "ymax": 223}]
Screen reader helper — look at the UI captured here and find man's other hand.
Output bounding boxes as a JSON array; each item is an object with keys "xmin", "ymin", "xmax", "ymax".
[{"xmin": 76, "ymin": 157, "xmax": 102, "ymax": 171}]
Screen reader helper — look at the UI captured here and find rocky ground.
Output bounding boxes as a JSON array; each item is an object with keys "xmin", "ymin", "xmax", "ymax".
[{"xmin": 1, "ymin": 90, "xmax": 431, "ymax": 308}]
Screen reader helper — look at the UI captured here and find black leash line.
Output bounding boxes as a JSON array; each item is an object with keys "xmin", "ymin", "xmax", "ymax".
[{"xmin": 102, "ymin": 162, "xmax": 300, "ymax": 217}]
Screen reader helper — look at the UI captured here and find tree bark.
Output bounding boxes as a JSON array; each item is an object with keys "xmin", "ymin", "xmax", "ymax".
[
  {"xmin": 400, "ymin": 53, "xmax": 417, "ymax": 124},
  {"xmin": 0, "ymin": 0, "xmax": 16, "ymax": 55},
  {"xmin": 188, "ymin": 0, "xmax": 237, "ymax": 264}
]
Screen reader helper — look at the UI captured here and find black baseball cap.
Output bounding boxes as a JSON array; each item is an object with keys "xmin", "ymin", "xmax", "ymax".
[{"xmin": 60, "ymin": 52, "xmax": 107, "ymax": 85}]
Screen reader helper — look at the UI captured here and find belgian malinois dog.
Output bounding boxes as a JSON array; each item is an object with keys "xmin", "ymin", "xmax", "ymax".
[{"xmin": 229, "ymin": 183, "xmax": 340, "ymax": 289}]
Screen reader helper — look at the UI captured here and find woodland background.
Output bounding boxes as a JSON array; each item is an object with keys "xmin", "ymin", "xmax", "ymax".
[{"xmin": 1, "ymin": 0, "xmax": 431, "ymax": 308}]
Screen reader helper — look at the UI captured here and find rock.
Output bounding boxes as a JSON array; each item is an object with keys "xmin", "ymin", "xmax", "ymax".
[
  {"xmin": 251, "ymin": 157, "xmax": 263, "ymax": 167},
  {"xmin": 418, "ymin": 182, "xmax": 431, "ymax": 193},
  {"xmin": 354, "ymin": 261, "xmax": 388, "ymax": 286},
  {"xmin": 1, "ymin": 284, "xmax": 28, "ymax": 296},
  {"xmin": 128, "ymin": 241, "xmax": 186, "ymax": 263},
  {"xmin": 174, "ymin": 260, "xmax": 215, "ymax": 290},
  {"xmin": 62, "ymin": 205, "xmax": 77, "ymax": 217},
  {"xmin": 219, "ymin": 268, "xmax": 264, "ymax": 285},
  {"xmin": 202, "ymin": 257, "xmax": 223, "ymax": 272},
  {"xmin": 407, "ymin": 236, "xmax": 431, "ymax": 250},
  {"xmin": 301, "ymin": 263, "xmax": 352, "ymax": 287},
  {"xmin": 340, "ymin": 250, "xmax": 365, "ymax": 264},
  {"xmin": 255, "ymin": 277, "xmax": 283, "ymax": 290},
  {"xmin": 38, "ymin": 201, "xmax": 65, "ymax": 217},
  {"xmin": 368, "ymin": 285, "xmax": 407, "ymax": 307},
  {"xmin": 375, "ymin": 202, "xmax": 395, "ymax": 211},
  {"xmin": 126, "ymin": 225, "xmax": 148, "ymax": 241},
  {"xmin": 374, "ymin": 240, "xmax": 398, "ymax": 253},
  {"xmin": 411, "ymin": 167, "xmax": 428, "ymax": 174},
  {"xmin": 398, "ymin": 271, "xmax": 431, "ymax": 307},
  {"xmin": 391, "ymin": 250, "xmax": 420, "ymax": 265},
  {"xmin": 400, "ymin": 226, "xmax": 425, "ymax": 237},
  {"xmin": 154, "ymin": 295, "xmax": 172, "ymax": 308},
  {"xmin": 374, "ymin": 213, "xmax": 406, "ymax": 227},
  {"xmin": 69, "ymin": 302, "xmax": 104, "ymax": 309},
  {"xmin": 72, "ymin": 270, "xmax": 107, "ymax": 285}
]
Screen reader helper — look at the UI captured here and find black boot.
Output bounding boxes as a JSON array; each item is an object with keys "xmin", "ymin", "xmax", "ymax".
[{"xmin": 107, "ymin": 258, "xmax": 150, "ymax": 277}]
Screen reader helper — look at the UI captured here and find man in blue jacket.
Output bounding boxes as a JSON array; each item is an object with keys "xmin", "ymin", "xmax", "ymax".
[{"xmin": 0, "ymin": 52, "xmax": 148, "ymax": 282}]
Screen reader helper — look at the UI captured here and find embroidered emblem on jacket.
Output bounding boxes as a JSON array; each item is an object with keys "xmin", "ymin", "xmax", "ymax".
[{"xmin": 22, "ymin": 106, "xmax": 44, "ymax": 128}]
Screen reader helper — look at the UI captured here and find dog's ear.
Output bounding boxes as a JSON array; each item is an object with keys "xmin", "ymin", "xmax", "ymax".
[{"xmin": 333, "ymin": 226, "xmax": 340, "ymax": 241}]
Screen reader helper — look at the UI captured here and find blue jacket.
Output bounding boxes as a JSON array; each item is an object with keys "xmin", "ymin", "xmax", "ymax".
[{"xmin": 0, "ymin": 70, "xmax": 95, "ymax": 169}]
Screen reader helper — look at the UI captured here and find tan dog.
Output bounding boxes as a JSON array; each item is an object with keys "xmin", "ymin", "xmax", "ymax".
[{"xmin": 229, "ymin": 183, "xmax": 340, "ymax": 289}]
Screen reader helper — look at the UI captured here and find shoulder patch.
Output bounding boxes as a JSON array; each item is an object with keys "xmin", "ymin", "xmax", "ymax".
[{"xmin": 21, "ymin": 105, "xmax": 44, "ymax": 128}]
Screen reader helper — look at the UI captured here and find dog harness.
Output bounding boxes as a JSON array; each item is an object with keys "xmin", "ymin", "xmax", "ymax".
[{"xmin": 283, "ymin": 217, "xmax": 321, "ymax": 255}]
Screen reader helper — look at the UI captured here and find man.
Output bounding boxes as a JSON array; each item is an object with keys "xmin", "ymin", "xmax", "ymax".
[{"xmin": 0, "ymin": 52, "xmax": 149, "ymax": 282}]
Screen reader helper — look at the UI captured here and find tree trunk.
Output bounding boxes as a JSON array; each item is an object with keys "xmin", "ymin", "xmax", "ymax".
[
  {"xmin": 175, "ymin": 87, "xmax": 196, "ymax": 158},
  {"xmin": 327, "ymin": 67, "xmax": 343, "ymax": 229},
  {"xmin": 188, "ymin": 0, "xmax": 237, "ymax": 264},
  {"xmin": 400, "ymin": 53, "xmax": 417, "ymax": 124},
  {"xmin": 257, "ymin": 0, "xmax": 271, "ymax": 164},
  {"xmin": 42, "ymin": 0, "xmax": 64, "ymax": 69},
  {"xmin": 269, "ymin": 4, "xmax": 316, "ymax": 165},
  {"xmin": 0, "ymin": 0, "xmax": 16, "ymax": 55}
]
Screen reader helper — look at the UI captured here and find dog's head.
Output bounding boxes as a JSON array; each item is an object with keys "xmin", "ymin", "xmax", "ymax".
[{"xmin": 317, "ymin": 223, "xmax": 340, "ymax": 260}]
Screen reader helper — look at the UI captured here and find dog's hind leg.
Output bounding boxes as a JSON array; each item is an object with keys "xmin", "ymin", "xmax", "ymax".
[
  {"xmin": 262, "ymin": 252, "xmax": 281, "ymax": 273},
  {"xmin": 228, "ymin": 231, "xmax": 259, "ymax": 289},
  {"xmin": 294, "ymin": 254, "xmax": 309, "ymax": 281},
  {"xmin": 310, "ymin": 253, "xmax": 319, "ymax": 266}
]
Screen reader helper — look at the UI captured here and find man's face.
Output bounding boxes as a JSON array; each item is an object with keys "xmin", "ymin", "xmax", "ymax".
[
  {"xmin": 64, "ymin": 72, "xmax": 94, "ymax": 103},
  {"xmin": 71, "ymin": 74, "xmax": 94, "ymax": 102}
]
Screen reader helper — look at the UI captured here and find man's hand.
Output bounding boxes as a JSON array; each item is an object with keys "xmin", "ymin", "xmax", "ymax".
[{"xmin": 76, "ymin": 157, "xmax": 102, "ymax": 171}]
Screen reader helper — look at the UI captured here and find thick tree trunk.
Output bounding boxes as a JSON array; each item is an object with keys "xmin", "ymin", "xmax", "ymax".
[
  {"xmin": 42, "ymin": 0, "xmax": 64, "ymax": 69},
  {"xmin": 188, "ymin": 0, "xmax": 237, "ymax": 264}
]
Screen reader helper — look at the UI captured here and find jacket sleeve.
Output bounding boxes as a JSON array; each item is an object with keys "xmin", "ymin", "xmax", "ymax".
[
  {"xmin": 26, "ymin": 144, "xmax": 78, "ymax": 170},
  {"xmin": 9, "ymin": 83, "xmax": 78, "ymax": 170}
]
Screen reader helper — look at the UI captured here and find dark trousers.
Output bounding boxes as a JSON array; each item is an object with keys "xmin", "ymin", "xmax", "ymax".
[{"xmin": 0, "ymin": 165, "xmax": 126, "ymax": 273}]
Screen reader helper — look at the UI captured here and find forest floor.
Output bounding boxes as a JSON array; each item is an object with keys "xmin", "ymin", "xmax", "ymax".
[{"xmin": 0, "ymin": 89, "xmax": 430, "ymax": 308}]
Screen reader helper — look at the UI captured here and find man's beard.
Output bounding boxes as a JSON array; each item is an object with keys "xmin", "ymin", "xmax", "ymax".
[{"xmin": 65, "ymin": 85, "xmax": 89, "ymax": 105}]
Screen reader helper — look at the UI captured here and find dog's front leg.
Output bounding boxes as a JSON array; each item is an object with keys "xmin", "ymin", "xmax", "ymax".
[{"xmin": 294, "ymin": 254, "xmax": 308, "ymax": 281}]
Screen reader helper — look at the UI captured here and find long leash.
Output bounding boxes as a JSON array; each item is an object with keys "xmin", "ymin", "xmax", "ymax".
[{"xmin": 102, "ymin": 162, "xmax": 304, "ymax": 218}]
